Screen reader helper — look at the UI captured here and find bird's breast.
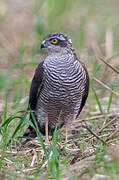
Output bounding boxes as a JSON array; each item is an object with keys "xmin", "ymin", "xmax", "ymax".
[{"xmin": 43, "ymin": 56, "xmax": 85, "ymax": 100}]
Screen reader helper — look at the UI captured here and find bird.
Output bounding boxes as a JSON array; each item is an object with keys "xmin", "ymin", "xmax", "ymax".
[{"xmin": 23, "ymin": 33, "xmax": 89, "ymax": 143}]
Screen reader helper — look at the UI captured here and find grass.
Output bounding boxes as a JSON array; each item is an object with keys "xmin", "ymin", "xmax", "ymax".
[{"xmin": 0, "ymin": 0, "xmax": 119, "ymax": 179}]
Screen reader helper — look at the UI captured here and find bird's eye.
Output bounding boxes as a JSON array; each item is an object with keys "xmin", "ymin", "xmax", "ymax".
[{"xmin": 50, "ymin": 38, "xmax": 58, "ymax": 44}]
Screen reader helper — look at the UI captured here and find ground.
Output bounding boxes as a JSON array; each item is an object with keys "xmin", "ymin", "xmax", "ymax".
[{"xmin": 0, "ymin": 0, "xmax": 119, "ymax": 179}]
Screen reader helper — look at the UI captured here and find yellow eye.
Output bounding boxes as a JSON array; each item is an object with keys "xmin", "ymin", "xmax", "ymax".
[{"xmin": 50, "ymin": 38, "xmax": 58, "ymax": 44}]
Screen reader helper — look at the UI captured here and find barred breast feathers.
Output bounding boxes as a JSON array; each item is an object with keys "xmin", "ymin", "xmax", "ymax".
[{"xmin": 40, "ymin": 53, "xmax": 89, "ymax": 102}]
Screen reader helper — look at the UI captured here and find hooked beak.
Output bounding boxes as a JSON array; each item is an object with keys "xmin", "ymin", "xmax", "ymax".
[{"xmin": 40, "ymin": 40, "xmax": 47, "ymax": 49}]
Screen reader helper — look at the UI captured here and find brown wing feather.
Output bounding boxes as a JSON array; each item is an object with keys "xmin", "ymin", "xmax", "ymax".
[
  {"xmin": 23, "ymin": 61, "xmax": 44, "ymax": 140},
  {"xmin": 76, "ymin": 58, "xmax": 89, "ymax": 118},
  {"xmin": 29, "ymin": 61, "xmax": 44, "ymax": 111}
]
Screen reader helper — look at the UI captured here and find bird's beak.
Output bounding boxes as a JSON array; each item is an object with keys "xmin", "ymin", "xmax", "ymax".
[{"xmin": 41, "ymin": 40, "xmax": 47, "ymax": 49}]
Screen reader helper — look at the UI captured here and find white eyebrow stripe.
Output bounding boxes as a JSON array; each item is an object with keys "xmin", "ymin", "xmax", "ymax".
[
  {"xmin": 59, "ymin": 36, "xmax": 66, "ymax": 41},
  {"xmin": 51, "ymin": 36, "xmax": 65, "ymax": 41},
  {"xmin": 69, "ymin": 39, "xmax": 72, "ymax": 43}
]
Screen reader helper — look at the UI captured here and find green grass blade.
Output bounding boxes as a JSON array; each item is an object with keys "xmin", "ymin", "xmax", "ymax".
[
  {"xmin": 46, "ymin": 124, "xmax": 60, "ymax": 179},
  {"xmin": 1, "ymin": 116, "xmax": 23, "ymax": 128},
  {"xmin": 30, "ymin": 109, "xmax": 49, "ymax": 157},
  {"xmin": 22, "ymin": 116, "xmax": 35, "ymax": 129},
  {"xmin": 3, "ymin": 98, "xmax": 8, "ymax": 121},
  {"xmin": 92, "ymin": 88, "xmax": 104, "ymax": 115},
  {"xmin": 8, "ymin": 118, "xmax": 24, "ymax": 144},
  {"xmin": 107, "ymin": 85, "xmax": 114, "ymax": 114}
]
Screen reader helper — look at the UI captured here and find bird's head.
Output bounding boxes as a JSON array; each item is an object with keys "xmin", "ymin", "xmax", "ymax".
[{"xmin": 41, "ymin": 33, "xmax": 73, "ymax": 54}]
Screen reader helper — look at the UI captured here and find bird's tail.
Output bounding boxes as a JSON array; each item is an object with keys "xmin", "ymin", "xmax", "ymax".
[{"xmin": 22, "ymin": 126, "xmax": 37, "ymax": 144}]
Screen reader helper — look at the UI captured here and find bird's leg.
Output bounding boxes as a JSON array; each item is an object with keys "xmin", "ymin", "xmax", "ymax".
[
  {"xmin": 65, "ymin": 115, "xmax": 75, "ymax": 144},
  {"xmin": 45, "ymin": 118, "xmax": 50, "ymax": 144}
]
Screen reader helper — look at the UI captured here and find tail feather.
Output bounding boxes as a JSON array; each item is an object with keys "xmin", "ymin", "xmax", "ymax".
[{"xmin": 22, "ymin": 126, "xmax": 37, "ymax": 144}]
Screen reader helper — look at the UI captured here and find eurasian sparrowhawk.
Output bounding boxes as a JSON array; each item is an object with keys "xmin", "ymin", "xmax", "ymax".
[{"xmin": 23, "ymin": 33, "xmax": 89, "ymax": 142}]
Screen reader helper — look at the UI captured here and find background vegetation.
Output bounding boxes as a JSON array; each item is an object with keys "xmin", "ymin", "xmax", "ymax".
[{"xmin": 0, "ymin": 0, "xmax": 119, "ymax": 179}]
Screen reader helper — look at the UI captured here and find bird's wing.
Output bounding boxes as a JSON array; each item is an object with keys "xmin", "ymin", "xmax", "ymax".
[
  {"xmin": 76, "ymin": 60, "xmax": 89, "ymax": 118},
  {"xmin": 23, "ymin": 61, "xmax": 44, "ymax": 141},
  {"xmin": 29, "ymin": 61, "xmax": 44, "ymax": 111}
]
